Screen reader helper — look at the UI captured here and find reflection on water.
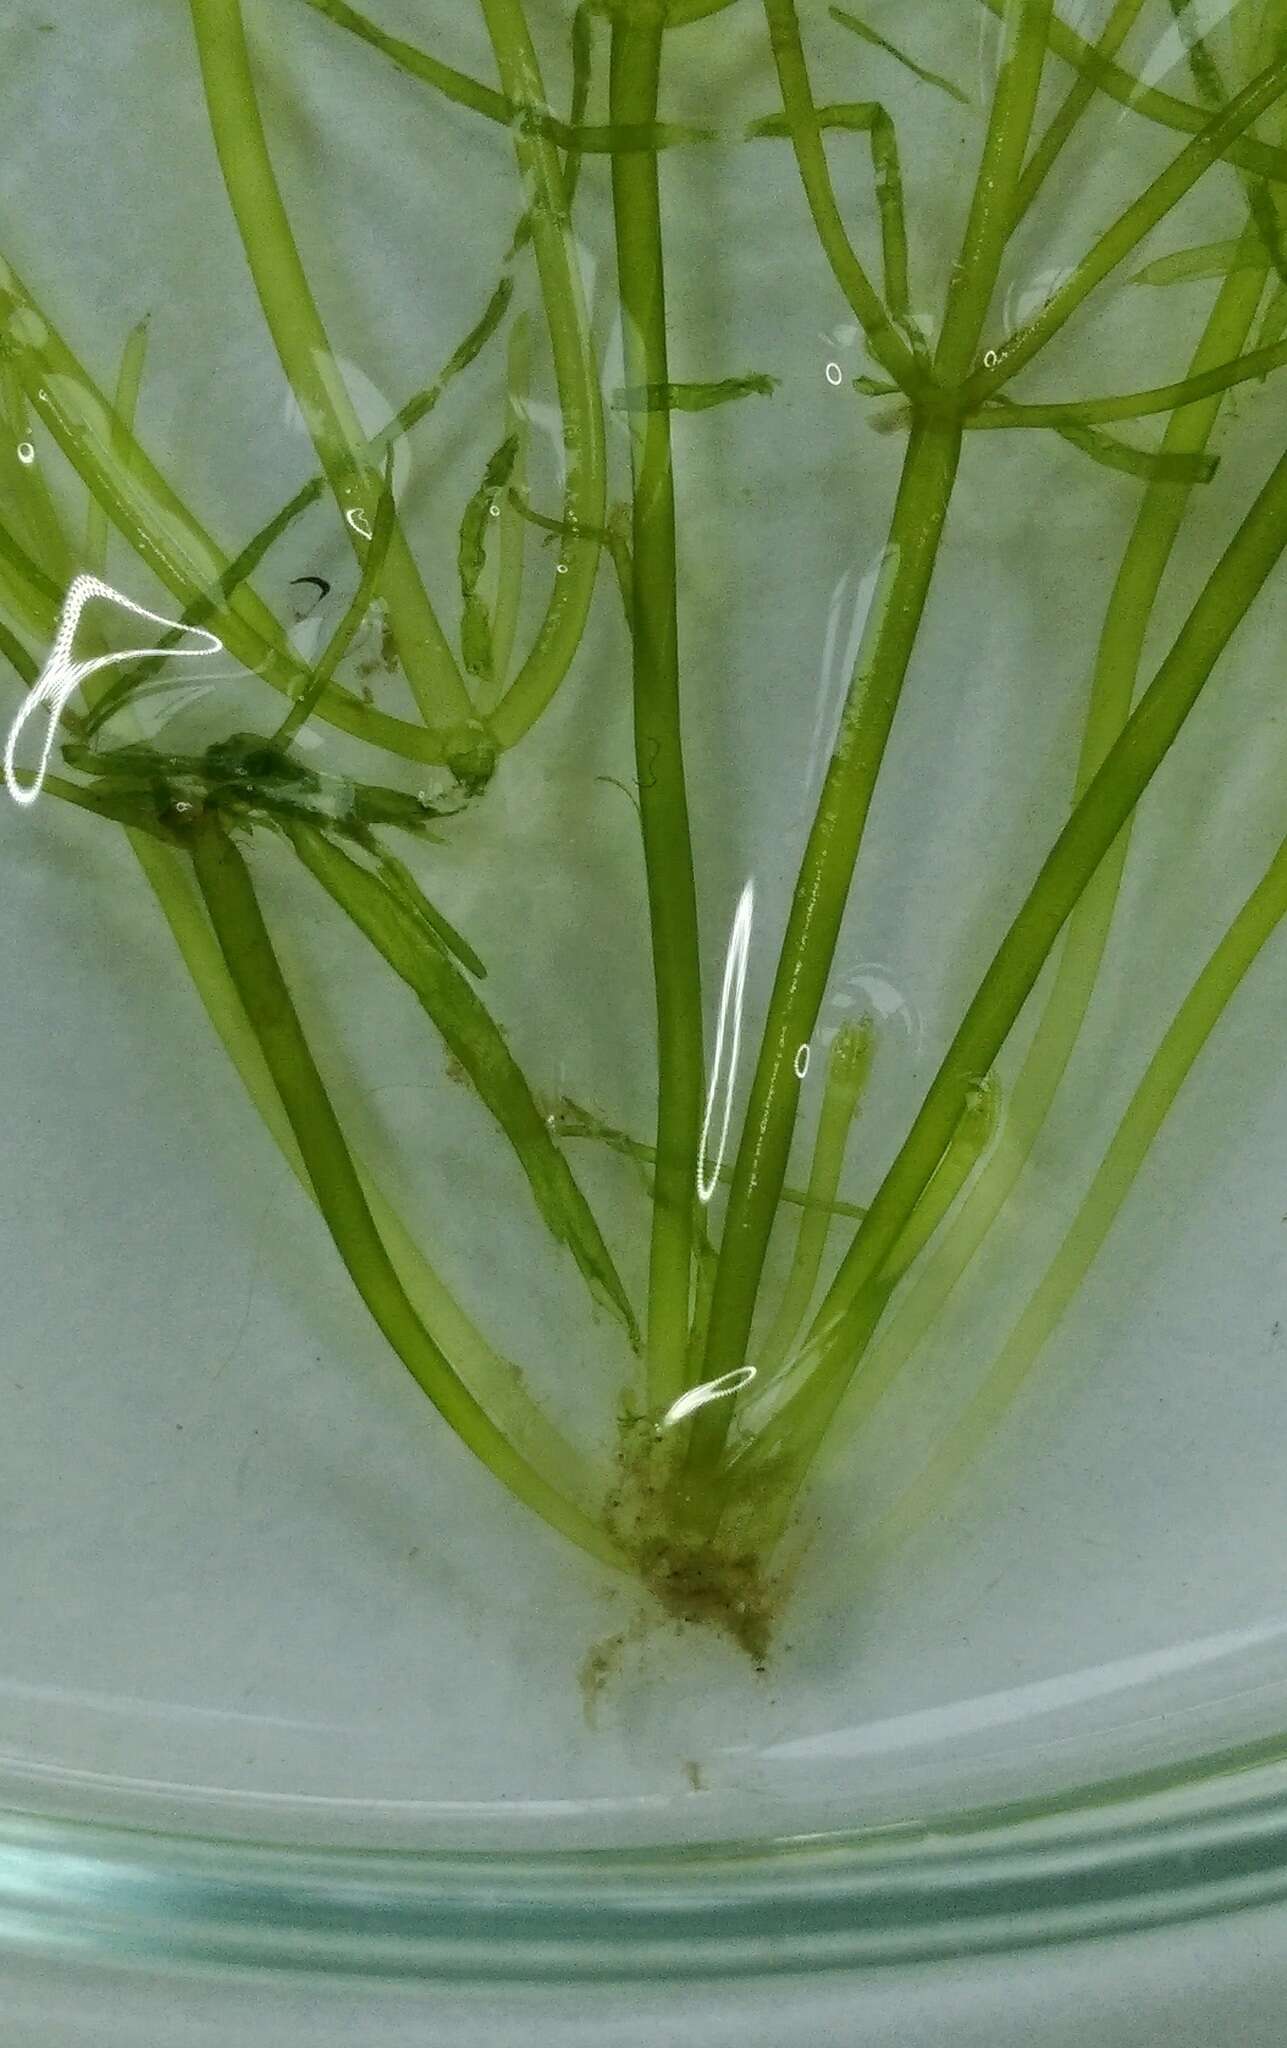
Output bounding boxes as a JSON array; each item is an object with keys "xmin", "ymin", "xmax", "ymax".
[
  {"xmin": 3, "ymin": 573, "xmax": 221, "ymax": 807},
  {"xmin": 697, "ymin": 875, "xmax": 755, "ymax": 1204}
]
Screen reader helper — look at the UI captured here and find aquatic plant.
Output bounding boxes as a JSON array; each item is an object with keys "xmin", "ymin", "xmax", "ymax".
[{"xmin": 6, "ymin": 0, "xmax": 1287, "ymax": 1649}]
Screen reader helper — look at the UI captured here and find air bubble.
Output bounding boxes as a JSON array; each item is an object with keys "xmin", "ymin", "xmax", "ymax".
[
  {"xmin": 345, "ymin": 507, "xmax": 374, "ymax": 541},
  {"xmin": 983, "ymin": 349, "xmax": 999, "ymax": 370},
  {"xmin": 825, "ymin": 361, "xmax": 843, "ymax": 387},
  {"xmin": 793, "ymin": 1042, "xmax": 811, "ymax": 1080},
  {"xmin": 832, "ymin": 963, "xmax": 923, "ymax": 1052},
  {"xmin": 16, "ymin": 442, "xmax": 35, "ymax": 467}
]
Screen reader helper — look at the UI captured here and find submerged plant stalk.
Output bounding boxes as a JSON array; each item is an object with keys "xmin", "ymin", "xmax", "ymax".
[
  {"xmin": 608, "ymin": 12, "xmax": 705, "ymax": 1411},
  {"xmin": 188, "ymin": 813, "xmax": 624, "ymax": 1569}
]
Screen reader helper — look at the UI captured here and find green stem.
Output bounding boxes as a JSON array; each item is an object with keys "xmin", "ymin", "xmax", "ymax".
[
  {"xmin": 753, "ymin": 1018, "xmax": 874, "ymax": 1381},
  {"xmin": 968, "ymin": 334, "xmax": 1287, "ymax": 426},
  {"xmin": 187, "ymin": 0, "xmax": 480, "ymax": 749},
  {"xmin": 747, "ymin": 102, "xmax": 914, "ymax": 336},
  {"xmin": 691, "ymin": 1, "xmax": 1056, "ymax": 1472},
  {"xmin": 486, "ymin": 323, "xmax": 531, "ymax": 703},
  {"xmin": 82, "ymin": 275, "xmax": 515, "ymax": 745},
  {"xmin": 1259, "ymin": 277, "xmax": 1287, "ymax": 349},
  {"xmin": 562, "ymin": 4, "xmax": 594, "ymax": 216},
  {"xmin": 188, "ymin": 813, "xmax": 623, "ymax": 1569},
  {"xmin": 0, "ymin": 359, "xmax": 71, "ymax": 588},
  {"xmin": 829, "ymin": 6, "xmax": 969, "ymax": 106},
  {"xmin": 812, "ymin": 225, "xmax": 1274, "ymax": 1474},
  {"xmin": 933, "ymin": 0, "xmax": 1055, "ymax": 381},
  {"xmin": 0, "ymin": 251, "xmax": 451, "ymax": 764},
  {"xmin": 871, "ymin": 829, "xmax": 1287, "ymax": 1565},
  {"xmin": 274, "ymin": 457, "xmax": 398, "ymax": 745},
  {"xmin": 84, "ymin": 321, "xmax": 149, "ymax": 580},
  {"xmin": 297, "ymin": 0, "xmax": 706, "ymax": 150},
  {"xmin": 0, "ymin": 512, "xmax": 60, "ymax": 644},
  {"xmin": 125, "ymin": 827, "xmax": 600, "ymax": 1513},
  {"xmin": 554, "ymin": 1098, "xmax": 868, "ymax": 1218},
  {"xmin": 798, "ymin": 426, "xmax": 1287, "ymax": 1434},
  {"xmin": 0, "ymin": 615, "xmax": 37, "ymax": 686},
  {"xmin": 300, "ymin": 0, "xmax": 510, "ymax": 124},
  {"xmin": 969, "ymin": 53, "xmax": 1287, "ymax": 399},
  {"xmin": 870, "ymin": 1076, "xmax": 1002, "ymax": 1293},
  {"xmin": 608, "ymin": 14, "xmax": 704, "ymax": 1411},
  {"xmin": 735, "ymin": 1072, "xmax": 1000, "ymax": 1471},
  {"xmin": 975, "ymin": 0, "xmax": 1287, "ymax": 187},
  {"xmin": 689, "ymin": 419, "xmax": 960, "ymax": 1468},
  {"xmin": 478, "ymin": 0, "xmax": 609, "ymax": 751},
  {"xmin": 667, "ymin": 0, "xmax": 742, "ymax": 22},
  {"xmin": 458, "ymin": 434, "xmax": 520, "ymax": 685},
  {"xmin": 1014, "ymin": 0, "xmax": 1151, "ymax": 219},
  {"xmin": 285, "ymin": 820, "xmax": 639, "ymax": 1344},
  {"xmin": 761, "ymin": 0, "xmax": 923, "ymax": 390}
]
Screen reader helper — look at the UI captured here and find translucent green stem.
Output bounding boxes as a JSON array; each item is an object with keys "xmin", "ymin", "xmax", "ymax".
[
  {"xmin": 487, "ymin": 315, "xmax": 532, "ymax": 698},
  {"xmin": 478, "ymin": 0, "xmax": 609, "ymax": 750},
  {"xmin": 761, "ymin": 0, "xmax": 922, "ymax": 389},
  {"xmin": 746, "ymin": 102, "xmax": 914, "ymax": 337},
  {"xmin": 0, "ymin": 614, "xmax": 36, "ymax": 686},
  {"xmin": 1162, "ymin": 0, "xmax": 1287, "ymax": 287},
  {"xmin": 975, "ymin": 0, "xmax": 1287, "ymax": 187},
  {"xmin": 300, "ymin": 0, "xmax": 510, "ymax": 124},
  {"xmin": 829, "ymin": 7, "xmax": 969, "ymax": 106},
  {"xmin": 667, "ymin": 0, "xmax": 742, "ymax": 23},
  {"xmin": 798, "ymin": 427, "xmax": 1287, "ymax": 1433},
  {"xmin": 933, "ymin": 0, "xmax": 1055, "ymax": 381},
  {"xmin": 813, "ymin": 223, "xmax": 1275, "ymax": 1475},
  {"xmin": 274, "ymin": 458, "xmax": 398, "ymax": 745},
  {"xmin": 608, "ymin": 14, "xmax": 705, "ymax": 1411},
  {"xmin": 872, "ymin": 830, "xmax": 1287, "ymax": 1564},
  {"xmin": 187, "ymin": 0, "xmax": 480, "ymax": 747},
  {"xmin": 0, "ymin": 251, "xmax": 450, "ymax": 764},
  {"xmin": 125, "ymin": 825, "xmax": 603, "ymax": 1513},
  {"xmin": 555, "ymin": 1098, "xmax": 868, "ymax": 1218},
  {"xmin": 967, "ymin": 334, "xmax": 1287, "ymax": 426},
  {"xmin": 284, "ymin": 820, "xmax": 639, "ymax": 1345},
  {"xmin": 84, "ymin": 321, "xmax": 148, "ymax": 579},
  {"xmin": 735, "ymin": 1073, "xmax": 1000, "ymax": 1467},
  {"xmin": 82, "ymin": 275, "xmax": 514, "ymax": 744},
  {"xmin": 298, "ymin": 0, "xmax": 706, "ymax": 150},
  {"xmin": 691, "ymin": 0, "xmax": 1055, "ymax": 1473},
  {"xmin": 970, "ymin": 53, "xmax": 1287, "ymax": 398},
  {"xmin": 689, "ymin": 419, "xmax": 960, "ymax": 1467},
  {"xmin": 188, "ymin": 813, "xmax": 623, "ymax": 1569},
  {"xmin": 0, "ymin": 512, "xmax": 59, "ymax": 644},
  {"xmin": 753, "ymin": 1018, "xmax": 874, "ymax": 1383},
  {"xmin": 0, "ymin": 359, "xmax": 70, "ymax": 588},
  {"xmin": 1015, "ymin": 0, "xmax": 1151, "ymax": 218}
]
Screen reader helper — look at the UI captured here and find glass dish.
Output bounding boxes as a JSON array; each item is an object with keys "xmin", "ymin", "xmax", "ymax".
[{"xmin": 4, "ymin": 0, "xmax": 1287, "ymax": 2017}]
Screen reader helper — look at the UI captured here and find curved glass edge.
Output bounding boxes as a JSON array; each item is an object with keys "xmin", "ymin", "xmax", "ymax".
[{"xmin": 2, "ymin": 1738, "xmax": 1287, "ymax": 1981}]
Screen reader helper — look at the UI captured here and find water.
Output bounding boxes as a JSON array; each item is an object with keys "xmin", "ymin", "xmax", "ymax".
[{"xmin": 3, "ymin": 0, "xmax": 1287, "ymax": 1849}]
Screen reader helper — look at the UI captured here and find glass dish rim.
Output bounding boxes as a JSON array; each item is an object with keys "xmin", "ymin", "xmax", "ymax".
[{"xmin": 3, "ymin": 1730, "xmax": 1287, "ymax": 1984}]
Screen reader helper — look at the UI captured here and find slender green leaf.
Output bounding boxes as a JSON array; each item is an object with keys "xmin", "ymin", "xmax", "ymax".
[
  {"xmin": 285, "ymin": 820, "xmax": 641, "ymax": 1346},
  {"xmin": 829, "ymin": 5, "xmax": 969, "ymax": 104},
  {"xmin": 612, "ymin": 374, "xmax": 780, "ymax": 412}
]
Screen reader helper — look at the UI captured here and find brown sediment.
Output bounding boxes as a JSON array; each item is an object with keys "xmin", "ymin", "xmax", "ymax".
[
  {"xmin": 602, "ymin": 1404, "xmax": 788, "ymax": 1665},
  {"xmin": 635, "ymin": 1532, "xmax": 774, "ymax": 1663},
  {"xmin": 577, "ymin": 1628, "xmax": 629, "ymax": 1725}
]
